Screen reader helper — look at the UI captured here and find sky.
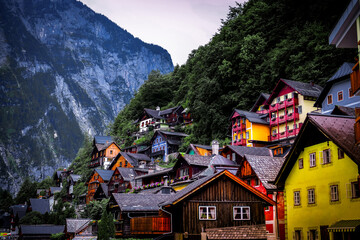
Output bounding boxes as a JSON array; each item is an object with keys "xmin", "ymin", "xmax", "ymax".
[{"xmin": 79, "ymin": 0, "xmax": 246, "ymax": 66}]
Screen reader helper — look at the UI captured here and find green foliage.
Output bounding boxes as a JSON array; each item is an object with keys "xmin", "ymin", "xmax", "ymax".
[
  {"xmin": 19, "ymin": 211, "xmax": 44, "ymax": 225},
  {"xmin": 72, "ymin": 182, "xmax": 87, "ymax": 204},
  {"xmin": 158, "ymin": 156, "xmax": 178, "ymax": 169},
  {"xmin": 51, "ymin": 201, "xmax": 76, "ymax": 225},
  {"xmin": 37, "ymin": 176, "xmax": 55, "ymax": 190},
  {"xmin": 0, "ymin": 188, "xmax": 14, "ymax": 211},
  {"xmin": 134, "ymin": 132, "xmax": 153, "ymax": 145},
  {"xmin": 50, "ymin": 233, "xmax": 66, "ymax": 240},
  {"xmin": 15, "ymin": 177, "xmax": 37, "ymax": 204},
  {"xmin": 81, "ymin": 199, "xmax": 109, "ymax": 220},
  {"xmin": 111, "ymin": 0, "xmax": 355, "ymax": 146},
  {"xmin": 97, "ymin": 209, "xmax": 115, "ymax": 240},
  {"xmin": 68, "ymin": 134, "xmax": 93, "ymax": 181}
]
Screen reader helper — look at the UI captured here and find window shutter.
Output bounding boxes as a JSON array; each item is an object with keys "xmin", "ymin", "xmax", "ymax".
[
  {"xmin": 346, "ymin": 183, "xmax": 352, "ymax": 198},
  {"xmin": 320, "ymin": 151, "xmax": 324, "ymax": 164}
]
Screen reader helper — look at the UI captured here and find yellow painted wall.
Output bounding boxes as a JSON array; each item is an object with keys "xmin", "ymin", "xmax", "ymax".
[
  {"xmin": 298, "ymin": 95, "xmax": 317, "ymax": 124},
  {"xmin": 252, "ymin": 123, "xmax": 270, "ymax": 142},
  {"xmin": 196, "ymin": 147, "xmax": 211, "ymax": 156},
  {"xmin": 285, "ymin": 141, "xmax": 360, "ymax": 240}
]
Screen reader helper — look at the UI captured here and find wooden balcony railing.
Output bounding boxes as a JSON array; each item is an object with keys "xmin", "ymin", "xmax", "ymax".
[
  {"xmin": 351, "ymin": 62, "xmax": 360, "ymax": 96},
  {"xmin": 130, "ymin": 216, "xmax": 171, "ymax": 234}
]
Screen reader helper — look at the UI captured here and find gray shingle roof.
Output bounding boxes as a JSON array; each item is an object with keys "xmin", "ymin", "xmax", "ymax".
[
  {"xmin": 95, "ymin": 169, "xmax": 114, "ymax": 182},
  {"xmin": 21, "ymin": 225, "xmax": 65, "ymax": 235},
  {"xmin": 160, "ymin": 131, "xmax": 189, "ymax": 137},
  {"xmin": 70, "ymin": 174, "xmax": 81, "ymax": 183},
  {"xmin": 233, "ymin": 109, "xmax": 268, "ymax": 125},
  {"xmin": 117, "ymin": 167, "xmax": 137, "ymax": 182},
  {"xmin": 328, "ymin": 62, "xmax": 354, "ymax": 82},
  {"xmin": 211, "ymin": 155, "xmax": 239, "ymax": 167},
  {"xmin": 30, "ymin": 198, "xmax": 50, "ymax": 214},
  {"xmin": 66, "ymin": 218, "xmax": 91, "ymax": 233},
  {"xmin": 112, "ymin": 193, "xmax": 169, "ymax": 212},
  {"xmin": 227, "ymin": 145, "xmax": 271, "ymax": 158},
  {"xmin": 128, "ymin": 153, "xmax": 151, "ymax": 161},
  {"xmin": 281, "ymin": 79, "xmax": 323, "ymax": 98},
  {"xmin": 206, "ymin": 225, "xmax": 267, "ymax": 239},
  {"xmin": 243, "ymin": 155, "xmax": 285, "ymax": 189},
  {"xmin": 250, "ymin": 93, "xmax": 270, "ymax": 112},
  {"xmin": 10, "ymin": 205, "xmax": 27, "ymax": 219},
  {"xmin": 182, "ymin": 154, "xmax": 212, "ymax": 166},
  {"xmin": 135, "ymin": 168, "xmax": 173, "ymax": 180},
  {"xmin": 50, "ymin": 187, "xmax": 62, "ymax": 193},
  {"xmin": 331, "ymin": 105, "xmax": 356, "ymax": 116}
]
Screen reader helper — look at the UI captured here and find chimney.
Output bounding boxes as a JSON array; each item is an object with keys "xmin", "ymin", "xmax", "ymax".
[
  {"xmin": 164, "ymin": 176, "xmax": 168, "ymax": 187},
  {"xmin": 211, "ymin": 140, "xmax": 219, "ymax": 155},
  {"xmin": 156, "ymin": 106, "xmax": 160, "ymax": 111}
]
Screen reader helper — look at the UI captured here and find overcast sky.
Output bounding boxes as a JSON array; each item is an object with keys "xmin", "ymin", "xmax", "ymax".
[{"xmin": 79, "ymin": 0, "xmax": 246, "ymax": 66}]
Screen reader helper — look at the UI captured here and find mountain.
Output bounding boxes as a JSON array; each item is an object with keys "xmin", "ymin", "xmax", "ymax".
[{"xmin": 0, "ymin": 0, "xmax": 173, "ymax": 194}]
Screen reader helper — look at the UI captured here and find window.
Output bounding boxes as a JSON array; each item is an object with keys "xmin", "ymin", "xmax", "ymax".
[
  {"xmin": 298, "ymin": 105, "xmax": 302, "ymax": 114},
  {"xmin": 119, "ymin": 162, "xmax": 122, "ymax": 167},
  {"xmin": 199, "ymin": 206, "xmax": 216, "ymax": 220},
  {"xmin": 348, "ymin": 182, "xmax": 360, "ymax": 198},
  {"xmin": 294, "ymin": 230, "xmax": 302, "ymax": 240},
  {"xmin": 349, "ymin": 88, "xmax": 353, "ymax": 98},
  {"xmin": 110, "ymin": 150, "xmax": 113, "ymax": 155},
  {"xmin": 247, "ymin": 179, "xmax": 251, "ymax": 185},
  {"xmin": 309, "ymin": 153, "xmax": 316, "ymax": 167},
  {"xmin": 277, "ymin": 97, "xmax": 281, "ymax": 103},
  {"xmin": 322, "ymin": 149, "xmax": 331, "ymax": 164},
  {"xmin": 180, "ymin": 168, "xmax": 189, "ymax": 177},
  {"xmin": 338, "ymin": 148, "xmax": 344, "ymax": 159},
  {"xmin": 233, "ymin": 206, "xmax": 250, "ymax": 220},
  {"xmin": 327, "ymin": 94, "xmax": 333, "ymax": 105},
  {"xmin": 227, "ymin": 154, "xmax": 230, "ymax": 159},
  {"xmin": 294, "ymin": 191, "xmax": 300, "ymax": 206},
  {"xmin": 299, "ymin": 158, "xmax": 304, "ymax": 169},
  {"xmin": 246, "ymin": 131, "xmax": 249, "ymax": 139},
  {"xmin": 330, "ymin": 185, "xmax": 339, "ymax": 202},
  {"xmin": 338, "ymin": 91, "xmax": 343, "ymax": 101},
  {"xmin": 255, "ymin": 178, "xmax": 260, "ymax": 186},
  {"xmin": 284, "ymin": 94, "xmax": 288, "ymax": 100},
  {"xmin": 308, "ymin": 189, "xmax": 315, "ymax": 204},
  {"xmin": 309, "ymin": 230, "xmax": 317, "ymax": 240},
  {"xmin": 124, "ymin": 161, "xmax": 128, "ymax": 167},
  {"xmin": 232, "ymin": 153, "xmax": 236, "ymax": 161}
]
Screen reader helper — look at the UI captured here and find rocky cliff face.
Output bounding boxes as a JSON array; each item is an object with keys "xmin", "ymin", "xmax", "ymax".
[{"xmin": 0, "ymin": 0, "xmax": 173, "ymax": 194}]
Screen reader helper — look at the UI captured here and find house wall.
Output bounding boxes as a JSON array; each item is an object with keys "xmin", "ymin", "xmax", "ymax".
[
  {"xmin": 151, "ymin": 135, "xmax": 168, "ymax": 162},
  {"xmin": 110, "ymin": 156, "xmax": 134, "ymax": 171},
  {"xmin": 321, "ymin": 79, "xmax": 360, "ymax": 114},
  {"xmin": 284, "ymin": 141, "xmax": 360, "ymax": 240},
  {"xmin": 86, "ymin": 172, "xmax": 104, "ymax": 204},
  {"xmin": 171, "ymin": 175, "xmax": 267, "ymax": 239},
  {"xmin": 195, "ymin": 147, "xmax": 211, "ymax": 156},
  {"xmin": 252, "ymin": 123, "xmax": 270, "ymax": 144}
]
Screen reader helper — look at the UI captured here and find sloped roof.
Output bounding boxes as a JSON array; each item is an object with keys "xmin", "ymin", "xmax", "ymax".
[
  {"xmin": 94, "ymin": 136, "xmax": 113, "ymax": 145},
  {"xmin": 328, "ymin": 62, "xmax": 354, "ymax": 82},
  {"xmin": 181, "ymin": 154, "xmax": 212, "ymax": 167},
  {"xmin": 30, "ymin": 198, "xmax": 50, "ymax": 214},
  {"xmin": 331, "ymin": 105, "xmax": 356, "ymax": 116},
  {"xmin": 281, "ymin": 79, "xmax": 323, "ymax": 98},
  {"xmin": 95, "ymin": 169, "xmax": 114, "ymax": 182},
  {"xmin": 250, "ymin": 93, "xmax": 270, "ymax": 112},
  {"xmin": 226, "ymin": 145, "xmax": 271, "ymax": 158},
  {"xmin": 232, "ymin": 109, "xmax": 268, "ymax": 125},
  {"xmin": 161, "ymin": 170, "xmax": 276, "ymax": 206},
  {"xmin": 211, "ymin": 155, "xmax": 239, "ymax": 167},
  {"xmin": 66, "ymin": 218, "xmax": 91, "ymax": 233},
  {"xmin": 160, "ymin": 106, "xmax": 183, "ymax": 115},
  {"xmin": 276, "ymin": 114, "xmax": 360, "ymax": 185},
  {"xmin": 135, "ymin": 168, "xmax": 173, "ymax": 180},
  {"xmin": 20, "ymin": 225, "xmax": 65, "ymax": 235},
  {"xmin": 10, "ymin": 205, "xmax": 27, "ymax": 219},
  {"xmin": 243, "ymin": 155, "xmax": 285, "ymax": 189},
  {"xmin": 159, "ymin": 131, "xmax": 189, "ymax": 137},
  {"xmin": 206, "ymin": 225, "xmax": 267, "ymax": 239},
  {"xmin": 50, "ymin": 187, "xmax": 62, "ymax": 193},
  {"xmin": 127, "ymin": 153, "xmax": 151, "ymax": 161},
  {"xmin": 144, "ymin": 108, "xmax": 163, "ymax": 119},
  {"xmin": 69, "ymin": 174, "xmax": 81, "ymax": 183},
  {"xmin": 112, "ymin": 193, "xmax": 169, "ymax": 212},
  {"xmin": 117, "ymin": 167, "xmax": 137, "ymax": 182}
]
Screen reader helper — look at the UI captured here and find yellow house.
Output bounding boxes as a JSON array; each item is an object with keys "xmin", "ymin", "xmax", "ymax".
[
  {"xmin": 230, "ymin": 109, "xmax": 270, "ymax": 147},
  {"xmin": 275, "ymin": 113, "xmax": 360, "ymax": 240}
]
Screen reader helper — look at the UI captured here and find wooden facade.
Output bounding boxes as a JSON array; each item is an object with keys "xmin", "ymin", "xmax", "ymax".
[
  {"xmin": 90, "ymin": 142, "xmax": 121, "ymax": 168},
  {"xmin": 163, "ymin": 171, "xmax": 275, "ymax": 240}
]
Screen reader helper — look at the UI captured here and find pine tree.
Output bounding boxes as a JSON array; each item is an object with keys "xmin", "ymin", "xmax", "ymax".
[{"xmin": 97, "ymin": 209, "xmax": 115, "ymax": 240}]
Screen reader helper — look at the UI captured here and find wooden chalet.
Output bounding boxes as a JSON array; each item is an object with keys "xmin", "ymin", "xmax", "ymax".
[
  {"xmin": 134, "ymin": 168, "xmax": 174, "ymax": 188},
  {"xmin": 237, "ymin": 155, "xmax": 286, "ymax": 240},
  {"xmin": 108, "ymin": 167, "xmax": 137, "ymax": 194},
  {"xmin": 53, "ymin": 169, "xmax": 71, "ymax": 187},
  {"xmin": 65, "ymin": 218, "xmax": 95, "ymax": 240},
  {"xmin": 160, "ymin": 170, "xmax": 276, "ymax": 240},
  {"xmin": 85, "ymin": 169, "xmax": 113, "ymax": 204},
  {"xmin": 67, "ymin": 174, "xmax": 81, "ymax": 199},
  {"xmin": 109, "ymin": 152, "xmax": 151, "ymax": 170},
  {"xmin": 109, "ymin": 193, "xmax": 171, "ymax": 238},
  {"xmin": 90, "ymin": 136, "xmax": 120, "ymax": 169},
  {"xmin": 19, "ymin": 224, "xmax": 65, "ymax": 240}
]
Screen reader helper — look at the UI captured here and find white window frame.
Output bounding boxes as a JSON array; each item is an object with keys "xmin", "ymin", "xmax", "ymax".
[
  {"xmin": 308, "ymin": 188, "xmax": 315, "ymax": 204},
  {"xmin": 347, "ymin": 181, "xmax": 360, "ymax": 199},
  {"xmin": 233, "ymin": 206, "xmax": 250, "ymax": 220},
  {"xmin": 330, "ymin": 185, "xmax": 339, "ymax": 202},
  {"xmin": 232, "ymin": 153, "xmax": 236, "ymax": 161},
  {"xmin": 338, "ymin": 148, "xmax": 344, "ymax": 159},
  {"xmin": 309, "ymin": 153, "xmax": 316, "ymax": 167},
  {"xmin": 199, "ymin": 206, "xmax": 216, "ymax": 220},
  {"xmin": 294, "ymin": 191, "xmax": 300, "ymax": 206},
  {"xmin": 322, "ymin": 149, "xmax": 331, "ymax": 164}
]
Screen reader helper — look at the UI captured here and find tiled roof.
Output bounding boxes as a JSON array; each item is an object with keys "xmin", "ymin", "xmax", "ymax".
[
  {"xmin": 66, "ymin": 218, "xmax": 91, "ymax": 233},
  {"xmin": 281, "ymin": 79, "xmax": 323, "ymax": 98},
  {"xmin": 193, "ymin": 144, "xmax": 212, "ymax": 150},
  {"xmin": 99, "ymin": 183, "xmax": 109, "ymax": 197},
  {"xmin": 159, "ymin": 106, "xmax": 182, "ymax": 115},
  {"xmin": 94, "ymin": 136, "xmax": 113, "ymax": 145},
  {"xmin": 211, "ymin": 155, "xmax": 239, "ymax": 167},
  {"xmin": 160, "ymin": 131, "xmax": 189, "ymax": 137},
  {"xmin": 206, "ymin": 225, "xmax": 267, "ymax": 239},
  {"xmin": 30, "ymin": 198, "xmax": 50, "ymax": 214},
  {"xmin": 144, "ymin": 108, "xmax": 164, "ymax": 119},
  {"xmin": 20, "ymin": 224, "xmax": 65, "ymax": 235},
  {"xmin": 70, "ymin": 174, "xmax": 81, "ymax": 182},
  {"xmin": 227, "ymin": 145, "xmax": 271, "ymax": 157},
  {"xmin": 95, "ymin": 169, "xmax": 114, "ymax": 182},
  {"xmin": 182, "ymin": 154, "xmax": 212, "ymax": 166},
  {"xmin": 233, "ymin": 109, "xmax": 268, "ymax": 125},
  {"xmin": 331, "ymin": 105, "xmax": 356, "ymax": 116},
  {"xmin": 127, "ymin": 153, "xmax": 151, "ymax": 161},
  {"xmin": 117, "ymin": 167, "xmax": 137, "ymax": 182},
  {"xmin": 244, "ymin": 155, "xmax": 285, "ymax": 189},
  {"xmin": 250, "ymin": 93, "xmax": 270, "ymax": 112},
  {"xmin": 328, "ymin": 62, "xmax": 354, "ymax": 82},
  {"xmin": 135, "ymin": 168, "xmax": 173, "ymax": 180},
  {"xmin": 10, "ymin": 205, "xmax": 27, "ymax": 219},
  {"xmin": 112, "ymin": 193, "xmax": 169, "ymax": 212}
]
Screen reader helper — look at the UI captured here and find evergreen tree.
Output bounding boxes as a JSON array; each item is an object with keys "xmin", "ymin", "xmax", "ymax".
[
  {"xmin": 0, "ymin": 188, "xmax": 14, "ymax": 211},
  {"xmin": 97, "ymin": 209, "xmax": 115, "ymax": 240},
  {"xmin": 15, "ymin": 177, "xmax": 37, "ymax": 204}
]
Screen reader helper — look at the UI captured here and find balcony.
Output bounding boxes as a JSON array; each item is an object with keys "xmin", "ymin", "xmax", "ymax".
[
  {"xmin": 130, "ymin": 216, "xmax": 171, "ymax": 235},
  {"xmin": 351, "ymin": 62, "xmax": 360, "ymax": 96},
  {"xmin": 270, "ymin": 117, "xmax": 278, "ymax": 126},
  {"xmin": 89, "ymin": 157, "xmax": 103, "ymax": 168},
  {"xmin": 233, "ymin": 123, "xmax": 246, "ymax": 131},
  {"xmin": 287, "ymin": 112, "xmax": 299, "ymax": 122},
  {"xmin": 269, "ymin": 103, "xmax": 277, "ymax": 112},
  {"xmin": 233, "ymin": 138, "xmax": 246, "ymax": 146},
  {"xmin": 269, "ymin": 96, "xmax": 299, "ymax": 113},
  {"xmin": 278, "ymin": 115, "xmax": 286, "ymax": 124},
  {"xmin": 268, "ymin": 123, "xmax": 303, "ymax": 142}
]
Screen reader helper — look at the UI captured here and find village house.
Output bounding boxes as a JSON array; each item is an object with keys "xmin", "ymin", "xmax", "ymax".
[
  {"xmin": 237, "ymin": 155, "xmax": 286, "ymax": 240},
  {"xmin": 85, "ymin": 169, "xmax": 113, "ymax": 204},
  {"xmin": 19, "ymin": 225, "xmax": 65, "ymax": 240},
  {"xmin": 89, "ymin": 136, "xmax": 121, "ymax": 169},
  {"xmin": 67, "ymin": 174, "xmax": 81, "ymax": 200},
  {"xmin": 230, "ymin": 109, "xmax": 269, "ymax": 147},
  {"xmin": 159, "ymin": 170, "xmax": 276, "ymax": 240},
  {"xmin": 314, "ymin": 62, "xmax": 360, "ymax": 114},
  {"xmin": 108, "ymin": 152, "xmax": 151, "ymax": 170},
  {"xmin": 186, "ymin": 144, "xmax": 213, "ymax": 156},
  {"xmin": 264, "ymin": 79, "xmax": 322, "ymax": 143},
  {"xmin": 275, "ymin": 113, "xmax": 360, "ymax": 240},
  {"xmin": 150, "ymin": 130, "xmax": 188, "ymax": 162},
  {"xmin": 221, "ymin": 145, "xmax": 271, "ymax": 164},
  {"xmin": 250, "ymin": 93, "xmax": 270, "ymax": 114},
  {"xmin": 65, "ymin": 218, "xmax": 95, "ymax": 240}
]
